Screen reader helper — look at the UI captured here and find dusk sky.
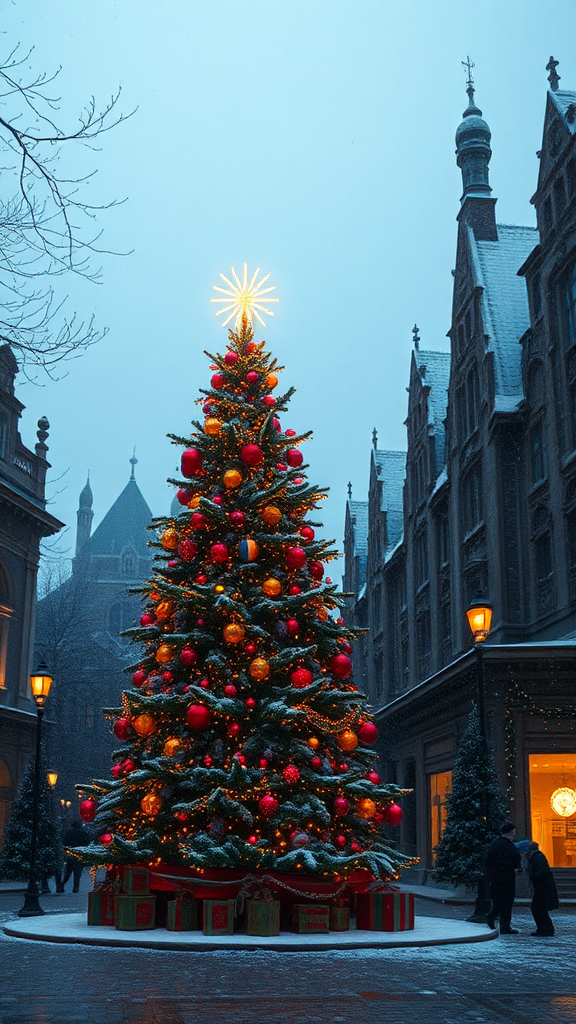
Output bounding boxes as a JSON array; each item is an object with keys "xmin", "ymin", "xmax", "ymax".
[{"xmin": 6, "ymin": 0, "xmax": 576, "ymax": 574}]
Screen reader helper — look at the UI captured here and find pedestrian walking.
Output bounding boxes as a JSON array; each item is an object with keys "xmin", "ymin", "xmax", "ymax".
[
  {"xmin": 484, "ymin": 821, "xmax": 522, "ymax": 934},
  {"xmin": 523, "ymin": 841, "xmax": 559, "ymax": 937},
  {"xmin": 58, "ymin": 821, "xmax": 90, "ymax": 893}
]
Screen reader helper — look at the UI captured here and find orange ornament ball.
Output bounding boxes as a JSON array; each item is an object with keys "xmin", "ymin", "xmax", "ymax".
[
  {"xmin": 161, "ymin": 528, "xmax": 179, "ymax": 551},
  {"xmin": 266, "ymin": 373, "xmax": 278, "ymax": 389},
  {"xmin": 133, "ymin": 713, "xmax": 155, "ymax": 737},
  {"xmin": 262, "ymin": 578, "xmax": 282, "ymax": 598},
  {"xmin": 223, "ymin": 469, "xmax": 243, "ymax": 489},
  {"xmin": 149, "ymin": 589, "xmax": 161, "ymax": 601},
  {"xmin": 188, "ymin": 495, "xmax": 201, "ymax": 508},
  {"xmin": 261, "ymin": 506, "xmax": 282, "ymax": 527},
  {"xmin": 204, "ymin": 417, "xmax": 222, "ymax": 435},
  {"xmin": 308, "ymin": 736, "xmax": 320, "ymax": 750},
  {"xmin": 337, "ymin": 729, "xmax": 358, "ymax": 751},
  {"xmin": 155, "ymin": 600, "xmax": 175, "ymax": 622},
  {"xmin": 223, "ymin": 622, "xmax": 246, "ymax": 644},
  {"xmin": 156, "ymin": 643, "xmax": 175, "ymax": 664},
  {"xmin": 250, "ymin": 657, "xmax": 270, "ymax": 681},
  {"xmin": 141, "ymin": 792, "xmax": 163, "ymax": 816},
  {"xmin": 163, "ymin": 737, "xmax": 182, "ymax": 757},
  {"xmin": 356, "ymin": 798, "xmax": 377, "ymax": 820}
]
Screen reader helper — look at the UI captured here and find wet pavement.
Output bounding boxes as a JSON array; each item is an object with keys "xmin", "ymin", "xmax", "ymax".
[{"xmin": 0, "ymin": 876, "xmax": 574, "ymax": 1023}]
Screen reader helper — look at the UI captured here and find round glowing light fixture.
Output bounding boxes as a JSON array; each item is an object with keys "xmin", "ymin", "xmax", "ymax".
[
  {"xmin": 465, "ymin": 598, "xmax": 493, "ymax": 644},
  {"xmin": 550, "ymin": 786, "xmax": 576, "ymax": 817}
]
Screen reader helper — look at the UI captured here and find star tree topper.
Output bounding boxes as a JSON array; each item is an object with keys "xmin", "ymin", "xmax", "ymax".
[{"xmin": 211, "ymin": 264, "xmax": 279, "ymax": 329}]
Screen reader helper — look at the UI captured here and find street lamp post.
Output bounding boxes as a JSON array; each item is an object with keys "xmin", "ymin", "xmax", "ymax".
[
  {"xmin": 18, "ymin": 663, "xmax": 53, "ymax": 918},
  {"xmin": 465, "ymin": 598, "xmax": 493, "ymax": 924}
]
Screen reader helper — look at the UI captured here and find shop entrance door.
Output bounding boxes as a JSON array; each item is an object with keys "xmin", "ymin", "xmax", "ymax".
[{"xmin": 528, "ymin": 754, "xmax": 576, "ymax": 867}]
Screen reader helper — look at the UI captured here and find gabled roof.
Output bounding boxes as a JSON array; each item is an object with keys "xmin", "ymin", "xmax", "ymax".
[
  {"xmin": 372, "ymin": 448, "xmax": 406, "ymax": 552},
  {"xmin": 469, "ymin": 223, "xmax": 537, "ymax": 402},
  {"xmin": 82, "ymin": 477, "xmax": 153, "ymax": 558},
  {"xmin": 345, "ymin": 498, "xmax": 369, "ymax": 588},
  {"xmin": 550, "ymin": 89, "xmax": 576, "ymax": 137}
]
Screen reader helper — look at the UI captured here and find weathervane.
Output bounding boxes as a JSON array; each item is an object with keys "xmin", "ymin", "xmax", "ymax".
[{"xmin": 211, "ymin": 264, "xmax": 279, "ymax": 330}]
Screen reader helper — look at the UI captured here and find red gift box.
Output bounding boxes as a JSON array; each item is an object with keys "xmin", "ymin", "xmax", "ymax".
[
  {"xmin": 291, "ymin": 904, "xmax": 330, "ymax": 934},
  {"xmin": 356, "ymin": 890, "xmax": 414, "ymax": 931},
  {"xmin": 123, "ymin": 867, "xmax": 150, "ymax": 894},
  {"xmin": 87, "ymin": 891, "xmax": 115, "ymax": 926}
]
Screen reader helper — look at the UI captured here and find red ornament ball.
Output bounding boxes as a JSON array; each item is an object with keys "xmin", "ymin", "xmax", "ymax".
[
  {"xmin": 263, "ymin": 395, "xmax": 275, "ymax": 407},
  {"xmin": 227, "ymin": 722, "xmax": 242, "ymax": 738},
  {"xmin": 245, "ymin": 341, "xmax": 256, "ymax": 353},
  {"xmin": 210, "ymin": 542, "xmax": 229, "ymax": 564},
  {"xmin": 234, "ymin": 753, "xmax": 247, "ymax": 765},
  {"xmin": 286, "ymin": 618, "xmax": 299, "ymax": 635},
  {"xmin": 162, "ymin": 670, "xmax": 174, "ymax": 683},
  {"xmin": 139, "ymin": 612, "xmax": 154, "ymax": 628},
  {"xmin": 286, "ymin": 448, "xmax": 303, "ymax": 468},
  {"xmin": 283, "ymin": 764, "xmax": 300, "ymax": 784},
  {"xmin": 123, "ymin": 759, "xmax": 137, "ymax": 773},
  {"xmin": 212, "ymin": 495, "xmax": 223, "ymax": 505},
  {"xmin": 335, "ymin": 835, "xmax": 346, "ymax": 849},
  {"xmin": 350, "ymin": 840, "xmax": 362, "ymax": 854},
  {"xmin": 358, "ymin": 721, "xmax": 379, "ymax": 745},
  {"xmin": 308, "ymin": 560, "xmax": 324, "ymax": 580},
  {"xmin": 186, "ymin": 704, "xmax": 211, "ymax": 730},
  {"xmin": 246, "ymin": 370, "xmax": 259, "ymax": 384},
  {"xmin": 203, "ymin": 755, "xmax": 213, "ymax": 767},
  {"xmin": 300, "ymin": 526, "xmax": 315, "ymax": 541},
  {"xmin": 244, "ymin": 642, "xmax": 256, "ymax": 655},
  {"xmin": 288, "ymin": 585, "xmax": 301, "ymax": 596},
  {"xmin": 240, "ymin": 443, "xmax": 263, "ymax": 467},
  {"xmin": 247, "ymin": 834, "xmax": 258, "ymax": 844},
  {"xmin": 258, "ymin": 794, "xmax": 279, "ymax": 816},
  {"xmin": 100, "ymin": 833, "xmax": 113, "ymax": 845},
  {"xmin": 175, "ymin": 811, "xmax": 188, "ymax": 822},
  {"xmin": 291, "ymin": 667, "xmax": 313, "ymax": 689},
  {"xmin": 384, "ymin": 803, "xmax": 403, "ymax": 826},
  {"xmin": 311, "ymin": 756, "xmax": 323, "ymax": 769},
  {"xmin": 230, "ymin": 510, "xmax": 245, "ymax": 527},
  {"xmin": 181, "ymin": 448, "xmax": 203, "ymax": 477},
  {"xmin": 111, "ymin": 762, "xmax": 122, "ymax": 778},
  {"xmin": 168, "ymin": 559, "xmax": 178, "ymax": 569},
  {"xmin": 199, "ymin": 679, "xmax": 210, "ymax": 689},
  {"xmin": 224, "ymin": 684, "xmax": 237, "ymax": 697},
  {"xmin": 211, "ymin": 372, "xmax": 225, "ymax": 390},
  {"xmin": 329, "ymin": 653, "xmax": 353, "ymax": 679},
  {"xmin": 339, "ymin": 762, "xmax": 349, "ymax": 773},
  {"xmin": 132, "ymin": 669, "xmax": 147, "ymax": 688},
  {"xmin": 334, "ymin": 796, "xmax": 350, "ymax": 816},
  {"xmin": 195, "ymin": 573, "xmax": 208, "ymax": 585},
  {"xmin": 286, "ymin": 546, "xmax": 307, "ymax": 570},
  {"xmin": 285, "ymin": 429, "xmax": 296, "ymax": 437},
  {"xmin": 113, "ymin": 717, "xmax": 132, "ymax": 741},
  {"xmin": 259, "ymin": 758, "xmax": 268, "ymax": 769},
  {"xmin": 245, "ymin": 697, "xmax": 256, "ymax": 709},
  {"xmin": 179, "ymin": 646, "xmax": 198, "ymax": 668},
  {"xmin": 79, "ymin": 798, "xmax": 97, "ymax": 822},
  {"xmin": 366, "ymin": 770, "xmax": 381, "ymax": 784},
  {"xmin": 177, "ymin": 488, "xmax": 191, "ymax": 506},
  {"xmin": 191, "ymin": 512, "xmax": 205, "ymax": 530},
  {"xmin": 224, "ymin": 351, "xmax": 238, "ymax": 366},
  {"xmin": 178, "ymin": 539, "xmax": 197, "ymax": 562}
]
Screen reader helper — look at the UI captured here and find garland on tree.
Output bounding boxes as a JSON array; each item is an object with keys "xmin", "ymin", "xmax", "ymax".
[
  {"xmin": 0, "ymin": 742, "xmax": 63, "ymax": 882},
  {"xmin": 76, "ymin": 288, "xmax": 411, "ymax": 882}
]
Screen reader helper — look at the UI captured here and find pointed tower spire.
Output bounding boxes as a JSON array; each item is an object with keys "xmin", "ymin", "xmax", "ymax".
[
  {"xmin": 455, "ymin": 60, "xmax": 497, "ymax": 241},
  {"xmin": 75, "ymin": 473, "xmax": 93, "ymax": 556},
  {"xmin": 412, "ymin": 324, "xmax": 420, "ymax": 350},
  {"xmin": 347, "ymin": 481, "xmax": 352, "ymax": 501}
]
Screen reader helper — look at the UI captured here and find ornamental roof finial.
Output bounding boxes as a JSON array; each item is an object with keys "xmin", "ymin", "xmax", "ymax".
[
  {"xmin": 412, "ymin": 324, "xmax": 420, "ymax": 350},
  {"xmin": 546, "ymin": 56, "xmax": 561, "ymax": 92}
]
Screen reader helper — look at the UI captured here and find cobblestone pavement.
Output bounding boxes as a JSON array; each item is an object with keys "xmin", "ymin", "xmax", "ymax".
[{"xmin": 0, "ymin": 881, "xmax": 574, "ymax": 1024}]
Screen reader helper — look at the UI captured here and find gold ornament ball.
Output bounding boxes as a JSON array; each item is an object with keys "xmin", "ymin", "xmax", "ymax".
[
  {"xmin": 161, "ymin": 528, "xmax": 179, "ymax": 551},
  {"xmin": 356, "ymin": 798, "xmax": 377, "ymax": 820},
  {"xmin": 249, "ymin": 657, "xmax": 270, "ymax": 681},
  {"xmin": 223, "ymin": 469, "xmax": 243, "ymax": 489},
  {"xmin": 188, "ymin": 495, "xmax": 201, "ymax": 508},
  {"xmin": 141, "ymin": 792, "xmax": 163, "ymax": 816},
  {"xmin": 337, "ymin": 729, "xmax": 358, "ymax": 751},
  {"xmin": 204, "ymin": 417, "xmax": 222, "ymax": 435},
  {"xmin": 261, "ymin": 505, "xmax": 282, "ymax": 527},
  {"xmin": 155, "ymin": 600, "xmax": 175, "ymax": 622},
  {"xmin": 133, "ymin": 713, "xmax": 156, "ymax": 737},
  {"xmin": 223, "ymin": 622, "xmax": 246, "ymax": 644},
  {"xmin": 156, "ymin": 643, "xmax": 175, "ymax": 664},
  {"xmin": 308, "ymin": 736, "xmax": 320, "ymax": 750},
  {"xmin": 262, "ymin": 578, "xmax": 282, "ymax": 598},
  {"xmin": 215, "ymin": 584, "xmax": 225, "ymax": 594},
  {"xmin": 163, "ymin": 737, "xmax": 182, "ymax": 757},
  {"xmin": 266, "ymin": 373, "xmax": 278, "ymax": 389}
]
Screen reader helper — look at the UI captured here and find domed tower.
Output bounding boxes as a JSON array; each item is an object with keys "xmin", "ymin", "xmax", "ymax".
[
  {"xmin": 75, "ymin": 474, "xmax": 93, "ymax": 556},
  {"xmin": 455, "ymin": 60, "xmax": 497, "ymax": 240}
]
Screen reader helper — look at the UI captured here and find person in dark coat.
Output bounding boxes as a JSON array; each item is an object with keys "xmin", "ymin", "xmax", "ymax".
[
  {"xmin": 484, "ymin": 821, "xmax": 522, "ymax": 934},
  {"xmin": 525, "ymin": 841, "xmax": 559, "ymax": 937},
  {"xmin": 58, "ymin": 821, "xmax": 90, "ymax": 893}
]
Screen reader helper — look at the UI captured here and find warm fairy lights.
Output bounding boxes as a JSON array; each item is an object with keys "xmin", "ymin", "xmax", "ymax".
[{"xmin": 211, "ymin": 264, "xmax": 279, "ymax": 329}]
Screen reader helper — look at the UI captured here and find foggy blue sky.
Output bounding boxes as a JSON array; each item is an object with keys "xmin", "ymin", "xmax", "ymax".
[{"xmin": 6, "ymin": 0, "xmax": 576, "ymax": 571}]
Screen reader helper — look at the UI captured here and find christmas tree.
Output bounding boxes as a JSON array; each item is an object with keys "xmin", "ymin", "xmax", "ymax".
[
  {"xmin": 78, "ymin": 267, "xmax": 408, "ymax": 882},
  {"xmin": 0, "ymin": 742, "xmax": 63, "ymax": 883},
  {"xmin": 433, "ymin": 707, "xmax": 508, "ymax": 888}
]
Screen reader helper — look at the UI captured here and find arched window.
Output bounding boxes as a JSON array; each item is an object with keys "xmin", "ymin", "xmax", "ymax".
[{"xmin": 121, "ymin": 546, "xmax": 137, "ymax": 577}]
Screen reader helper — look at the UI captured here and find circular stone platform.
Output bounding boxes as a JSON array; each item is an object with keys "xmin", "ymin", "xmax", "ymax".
[{"xmin": 4, "ymin": 913, "xmax": 497, "ymax": 951}]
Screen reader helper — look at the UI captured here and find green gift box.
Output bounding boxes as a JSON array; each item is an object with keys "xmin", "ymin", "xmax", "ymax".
[
  {"xmin": 246, "ymin": 899, "xmax": 280, "ymax": 936},
  {"xmin": 356, "ymin": 890, "xmax": 414, "ymax": 931},
  {"xmin": 123, "ymin": 867, "xmax": 150, "ymax": 895},
  {"xmin": 115, "ymin": 894, "xmax": 156, "ymax": 931},
  {"xmin": 329, "ymin": 906, "xmax": 350, "ymax": 932},
  {"xmin": 166, "ymin": 898, "xmax": 198, "ymax": 931},
  {"xmin": 203, "ymin": 899, "xmax": 235, "ymax": 935},
  {"xmin": 291, "ymin": 904, "xmax": 329, "ymax": 934},
  {"xmin": 87, "ymin": 891, "xmax": 115, "ymax": 926}
]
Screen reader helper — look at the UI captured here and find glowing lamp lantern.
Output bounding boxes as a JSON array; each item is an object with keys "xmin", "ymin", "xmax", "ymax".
[
  {"xmin": 79, "ymin": 798, "xmax": 97, "ymax": 822},
  {"xmin": 181, "ymin": 448, "xmax": 203, "ymax": 477},
  {"xmin": 356, "ymin": 798, "xmax": 377, "ymax": 820},
  {"xmin": 249, "ymin": 657, "xmax": 270, "ymax": 681},
  {"xmin": 550, "ymin": 787, "xmax": 576, "ymax": 817},
  {"xmin": 29, "ymin": 663, "xmax": 53, "ymax": 708},
  {"xmin": 223, "ymin": 622, "xmax": 246, "ymax": 644},
  {"xmin": 240, "ymin": 443, "xmax": 263, "ymax": 468},
  {"xmin": 204, "ymin": 417, "xmax": 222, "ymax": 435},
  {"xmin": 465, "ymin": 599, "xmax": 493, "ymax": 644},
  {"xmin": 262, "ymin": 577, "xmax": 282, "ymax": 598},
  {"xmin": 384, "ymin": 803, "xmax": 403, "ymax": 826},
  {"xmin": 238, "ymin": 538, "xmax": 259, "ymax": 563},
  {"xmin": 186, "ymin": 704, "xmax": 212, "ymax": 730},
  {"xmin": 358, "ymin": 721, "xmax": 379, "ymax": 745},
  {"xmin": 161, "ymin": 528, "xmax": 179, "ymax": 551},
  {"xmin": 178, "ymin": 539, "xmax": 197, "ymax": 562},
  {"xmin": 329, "ymin": 653, "xmax": 353, "ymax": 679},
  {"xmin": 210, "ymin": 542, "xmax": 229, "ymax": 564},
  {"xmin": 261, "ymin": 505, "xmax": 282, "ymax": 527},
  {"xmin": 286, "ymin": 546, "xmax": 307, "ymax": 571},
  {"xmin": 337, "ymin": 729, "xmax": 358, "ymax": 752},
  {"xmin": 291, "ymin": 667, "xmax": 313, "ymax": 689},
  {"xmin": 141, "ymin": 793, "xmax": 163, "ymax": 816},
  {"xmin": 156, "ymin": 643, "xmax": 175, "ymax": 664},
  {"xmin": 46, "ymin": 771, "xmax": 58, "ymax": 789},
  {"xmin": 286, "ymin": 448, "xmax": 303, "ymax": 468},
  {"xmin": 133, "ymin": 713, "xmax": 155, "ymax": 737},
  {"xmin": 223, "ymin": 469, "xmax": 242, "ymax": 489}
]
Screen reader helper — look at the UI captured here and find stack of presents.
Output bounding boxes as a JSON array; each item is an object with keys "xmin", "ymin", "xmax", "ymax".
[{"xmin": 88, "ymin": 869, "xmax": 415, "ymax": 936}]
